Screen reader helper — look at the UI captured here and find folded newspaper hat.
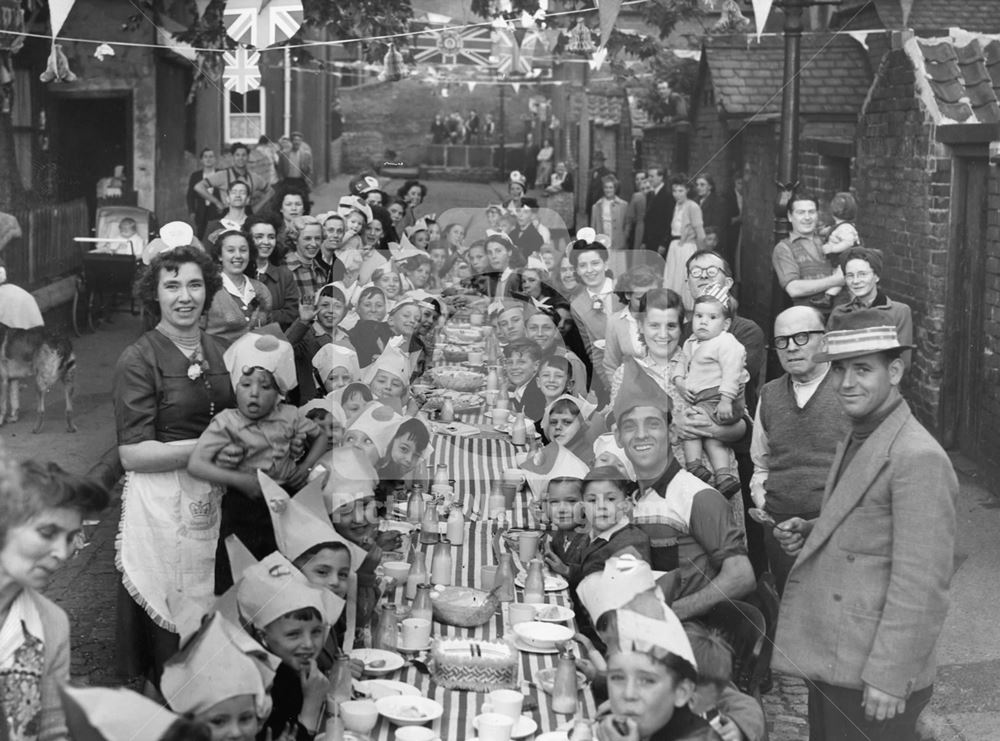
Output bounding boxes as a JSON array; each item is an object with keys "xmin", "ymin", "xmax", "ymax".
[
  {"xmin": 312, "ymin": 343, "xmax": 361, "ymax": 386},
  {"xmin": 323, "ymin": 445, "xmax": 379, "ymax": 513},
  {"xmin": 223, "ymin": 332, "xmax": 297, "ymax": 394},
  {"xmin": 576, "ymin": 553, "xmax": 667, "ymax": 623},
  {"xmin": 161, "ymin": 611, "xmax": 272, "ymax": 718},
  {"xmin": 610, "ymin": 357, "xmax": 672, "ymax": 425},
  {"xmin": 60, "ymin": 685, "xmax": 181, "ymax": 741},
  {"xmin": 237, "ymin": 550, "xmax": 345, "ymax": 630},
  {"xmin": 603, "ymin": 607, "xmax": 697, "ymax": 672},
  {"xmin": 519, "ymin": 441, "xmax": 589, "ymax": 500}
]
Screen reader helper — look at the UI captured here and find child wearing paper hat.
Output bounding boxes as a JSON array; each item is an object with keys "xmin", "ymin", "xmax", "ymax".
[
  {"xmin": 344, "ymin": 401, "xmax": 404, "ymax": 465},
  {"xmin": 234, "ymin": 548, "xmax": 344, "ymax": 741},
  {"xmin": 311, "ymin": 340, "xmax": 360, "ymax": 394},
  {"xmin": 375, "ymin": 416, "xmax": 433, "ymax": 506},
  {"xmin": 362, "ymin": 337, "xmax": 416, "ymax": 414},
  {"xmin": 189, "ymin": 332, "xmax": 329, "ymax": 492},
  {"xmin": 541, "ymin": 394, "xmax": 605, "ymax": 465},
  {"xmin": 299, "ymin": 397, "xmax": 348, "ymax": 450},
  {"xmin": 161, "ymin": 612, "xmax": 274, "ymax": 739}
]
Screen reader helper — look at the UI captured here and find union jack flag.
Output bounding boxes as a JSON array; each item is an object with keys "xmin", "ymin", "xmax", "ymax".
[
  {"xmin": 413, "ymin": 23, "xmax": 495, "ymax": 68},
  {"xmin": 224, "ymin": 0, "xmax": 303, "ymax": 48},
  {"xmin": 223, "ymin": 47, "xmax": 262, "ymax": 94},
  {"xmin": 491, "ymin": 27, "xmax": 551, "ymax": 77}
]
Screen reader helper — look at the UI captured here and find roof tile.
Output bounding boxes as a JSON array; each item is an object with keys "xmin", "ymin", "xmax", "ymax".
[{"xmin": 912, "ymin": 35, "xmax": 1000, "ymax": 124}]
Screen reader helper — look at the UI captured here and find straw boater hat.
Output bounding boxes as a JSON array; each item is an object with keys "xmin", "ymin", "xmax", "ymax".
[{"xmin": 813, "ymin": 308, "xmax": 914, "ymax": 363}]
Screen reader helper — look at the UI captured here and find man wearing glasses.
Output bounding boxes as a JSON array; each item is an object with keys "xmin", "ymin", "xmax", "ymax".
[{"xmin": 749, "ymin": 306, "xmax": 849, "ymax": 593}]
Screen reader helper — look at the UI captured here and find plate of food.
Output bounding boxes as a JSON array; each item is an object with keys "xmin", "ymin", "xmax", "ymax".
[
  {"xmin": 532, "ymin": 604, "xmax": 575, "ymax": 623},
  {"xmin": 354, "ymin": 679, "xmax": 422, "ymax": 700},
  {"xmin": 429, "ymin": 365, "xmax": 486, "ymax": 392},
  {"xmin": 350, "ymin": 648, "xmax": 406, "ymax": 676},
  {"xmin": 375, "ymin": 695, "xmax": 444, "ymax": 726},
  {"xmin": 513, "ymin": 573, "xmax": 569, "ymax": 592},
  {"xmin": 422, "ymin": 390, "xmax": 484, "ymax": 414}
]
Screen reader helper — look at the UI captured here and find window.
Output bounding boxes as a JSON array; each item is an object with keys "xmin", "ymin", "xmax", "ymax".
[{"xmin": 224, "ymin": 88, "xmax": 265, "ymax": 143}]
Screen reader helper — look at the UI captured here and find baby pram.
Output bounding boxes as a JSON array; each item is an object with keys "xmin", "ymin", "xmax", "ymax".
[{"xmin": 72, "ymin": 205, "xmax": 155, "ymax": 335}]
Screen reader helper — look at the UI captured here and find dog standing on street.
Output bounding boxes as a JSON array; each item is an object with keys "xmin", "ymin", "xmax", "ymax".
[{"xmin": 0, "ymin": 325, "xmax": 77, "ymax": 433}]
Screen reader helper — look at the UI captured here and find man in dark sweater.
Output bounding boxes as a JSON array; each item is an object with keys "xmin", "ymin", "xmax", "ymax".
[{"xmin": 750, "ymin": 306, "xmax": 849, "ymax": 593}]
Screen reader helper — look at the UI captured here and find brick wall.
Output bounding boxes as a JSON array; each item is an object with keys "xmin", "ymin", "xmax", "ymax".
[
  {"xmin": 338, "ymin": 80, "xmax": 531, "ymax": 173},
  {"xmin": 853, "ymin": 48, "xmax": 951, "ymax": 425},
  {"xmin": 980, "ymin": 161, "xmax": 1000, "ymax": 471}
]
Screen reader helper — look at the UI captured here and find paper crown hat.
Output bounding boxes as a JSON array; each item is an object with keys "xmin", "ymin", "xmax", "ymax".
[
  {"xmin": 60, "ymin": 685, "xmax": 182, "ymax": 741},
  {"xmin": 161, "ymin": 612, "xmax": 273, "ymax": 718},
  {"xmin": 815, "ymin": 308, "xmax": 914, "ymax": 362},
  {"xmin": 602, "ymin": 607, "xmax": 697, "ymax": 672},
  {"xmin": 346, "ymin": 401, "xmax": 404, "ymax": 459},
  {"xmin": 236, "ymin": 548, "xmax": 345, "ymax": 630},
  {"xmin": 519, "ymin": 441, "xmax": 590, "ymax": 500},
  {"xmin": 406, "ymin": 217, "xmax": 430, "ymax": 236},
  {"xmin": 610, "ymin": 358, "xmax": 672, "ymax": 425},
  {"xmin": 362, "ymin": 336, "xmax": 411, "ymax": 386},
  {"xmin": 312, "ymin": 343, "xmax": 361, "ymax": 385},
  {"xmin": 338, "ymin": 195, "xmax": 374, "ymax": 224},
  {"xmin": 592, "ymin": 432, "xmax": 637, "ymax": 481},
  {"xmin": 141, "ymin": 221, "xmax": 203, "ymax": 265},
  {"xmin": 223, "ymin": 332, "xmax": 297, "ymax": 394},
  {"xmin": 389, "ymin": 231, "xmax": 429, "ymax": 262},
  {"xmin": 576, "ymin": 553, "xmax": 667, "ymax": 624},
  {"xmin": 299, "ymin": 397, "xmax": 348, "ymax": 429},
  {"xmin": 575, "ymin": 226, "xmax": 597, "ymax": 243},
  {"xmin": 351, "ymin": 174, "xmax": 382, "ymax": 195},
  {"xmin": 541, "ymin": 394, "xmax": 597, "ymax": 431},
  {"xmin": 261, "ymin": 472, "xmax": 368, "ymax": 572},
  {"xmin": 508, "ymin": 170, "xmax": 527, "ymax": 187},
  {"xmin": 323, "ymin": 445, "xmax": 379, "ymax": 513}
]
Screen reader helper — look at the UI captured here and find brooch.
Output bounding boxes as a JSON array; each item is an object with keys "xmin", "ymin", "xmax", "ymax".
[{"xmin": 187, "ymin": 362, "xmax": 204, "ymax": 381}]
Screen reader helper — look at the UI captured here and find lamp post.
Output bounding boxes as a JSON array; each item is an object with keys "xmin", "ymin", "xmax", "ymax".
[{"xmin": 566, "ymin": 18, "xmax": 596, "ymax": 228}]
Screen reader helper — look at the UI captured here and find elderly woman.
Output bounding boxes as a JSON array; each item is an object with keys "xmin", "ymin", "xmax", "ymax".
[
  {"xmin": 203, "ymin": 229, "xmax": 272, "ymax": 343},
  {"xmin": 248, "ymin": 216, "xmax": 299, "ymax": 329},
  {"xmin": 0, "ymin": 454, "xmax": 109, "ymax": 741},
  {"xmin": 114, "ymin": 244, "xmax": 236, "ymax": 684},
  {"xmin": 663, "ymin": 174, "xmax": 706, "ymax": 311},
  {"xmin": 828, "ymin": 246, "xmax": 913, "ymax": 367}
]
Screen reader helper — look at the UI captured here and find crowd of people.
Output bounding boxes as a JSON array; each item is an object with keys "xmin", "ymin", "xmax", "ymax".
[{"xmin": 0, "ymin": 157, "xmax": 958, "ymax": 741}]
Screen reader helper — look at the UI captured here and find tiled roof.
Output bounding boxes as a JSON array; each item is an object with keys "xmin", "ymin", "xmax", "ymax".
[
  {"xmin": 907, "ymin": 34, "xmax": 1000, "ymax": 123},
  {"xmin": 701, "ymin": 35, "xmax": 873, "ymax": 118},
  {"xmin": 569, "ymin": 86, "xmax": 630, "ymax": 127},
  {"xmin": 870, "ymin": 0, "xmax": 1000, "ymax": 34}
]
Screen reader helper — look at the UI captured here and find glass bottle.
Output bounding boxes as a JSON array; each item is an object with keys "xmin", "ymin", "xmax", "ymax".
[
  {"xmin": 431, "ymin": 539, "xmax": 453, "ymax": 586},
  {"xmin": 407, "ymin": 487, "xmax": 425, "ymax": 525},
  {"xmin": 373, "ymin": 604, "xmax": 399, "ymax": 652},
  {"xmin": 446, "ymin": 506, "xmax": 465, "ymax": 545},
  {"xmin": 420, "ymin": 501, "xmax": 440, "ymax": 544},
  {"xmin": 488, "ymin": 481, "xmax": 506, "ymax": 521},
  {"xmin": 406, "ymin": 555, "xmax": 427, "ymax": 600},
  {"xmin": 486, "ymin": 366, "xmax": 499, "ymax": 393},
  {"xmin": 494, "ymin": 553, "xmax": 516, "ymax": 602},
  {"xmin": 523, "ymin": 558, "xmax": 545, "ymax": 604},
  {"xmin": 326, "ymin": 650, "xmax": 354, "ymax": 706},
  {"xmin": 494, "ymin": 389, "xmax": 509, "ymax": 412},
  {"xmin": 551, "ymin": 645, "xmax": 579, "ymax": 714},
  {"xmin": 324, "ymin": 701, "xmax": 346, "ymax": 741},
  {"xmin": 433, "ymin": 463, "xmax": 450, "ymax": 487},
  {"xmin": 440, "ymin": 397, "xmax": 455, "ymax": 423},
  {"xmin": 384, "ymin": 491, "xmax": 396, "ymax": 520},
  {"xmin": 511, "ymin": 411, "xmax": 527, "ymax": 445},
  {"xmin": 411, "ymin": 583, "xmax": 434, "ymax": 623}
]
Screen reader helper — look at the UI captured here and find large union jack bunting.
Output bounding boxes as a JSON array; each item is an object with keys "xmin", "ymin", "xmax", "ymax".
[
  {"xmin": 222, "ymin": 47, "xmax": 262, "ymax": 94},
  {"xmin": 491, "ymin": 27, "xmax": 551, "ymax": 77},
  {"xmin": 224, "ymin": 0, "xmax": 303, "ymax": 48},
  {"xmin": 413, "ymin": 23, "xmax": 494, "ymax": 67}
]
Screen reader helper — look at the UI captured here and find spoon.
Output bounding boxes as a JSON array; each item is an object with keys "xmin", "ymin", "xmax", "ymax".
[{"xmin": 366, "ymin": 659, "xmax": 387, "ymax": 669}]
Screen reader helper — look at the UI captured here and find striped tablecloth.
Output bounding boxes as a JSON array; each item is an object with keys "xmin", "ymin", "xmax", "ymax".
[{"xmin": 369, "ymin": 519, "xmax": 596, "ymax": 740}]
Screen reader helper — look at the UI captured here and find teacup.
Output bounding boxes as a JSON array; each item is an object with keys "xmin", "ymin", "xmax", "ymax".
[
  {"xmin": 394, "ymin": 726, "xmax": 438, "ymax": 741},
  {"xmin": 517, "ymin": 531, "xmax": 541, "ymax": 562},
  {"xmin": 383, "ymin": 561, "xmax": 411, "ymax": 582},
  {"xmin": 481, "ymin": 689, "xmax": 523, "ymax": 722},
  {"xmin": 480, "ymin": 565, "xmax": 498, "ymax": 591},
  {"xmin": 474, "ymin": 712, "xmax": 514, "ymax": 741},
  {"xmin": 490, "ymin": 408, "xmax": 511, "ymax": 426},
  {"xmin": 508, "ymin": 603, "xmax": 536, "ymax": 626}
]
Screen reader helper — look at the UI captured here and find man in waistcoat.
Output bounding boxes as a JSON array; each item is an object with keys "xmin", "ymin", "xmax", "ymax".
[
  {"xmin": 772, "ymin": 309, "xmax": 957, "ymax": 740},
  {"xmin": 749, "ymin": 306, "xmax": 849, "ymax": 593}
]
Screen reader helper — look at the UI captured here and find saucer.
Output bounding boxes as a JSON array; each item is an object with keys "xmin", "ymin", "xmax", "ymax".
[
  {"xmin": 397, "ymin": 642, "xmax": 432, "ymax": 653},
  {"xmin": 510, "ymin": 636, "xmax": 560, "ymax": 655},
  {"xmin": 473, "ymin": 714, "xmax": 538, "ymax": 739}
]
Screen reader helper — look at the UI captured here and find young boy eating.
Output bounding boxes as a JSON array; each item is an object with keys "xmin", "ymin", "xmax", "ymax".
[{"xmin": 539, "ymin": 476, "xmax": 587, "ymax": 579}]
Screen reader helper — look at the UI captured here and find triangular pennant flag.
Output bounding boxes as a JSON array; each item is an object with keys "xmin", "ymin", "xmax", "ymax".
[
  {"xmin": 899, "ymin": 0, "xmax": 913, "ymax": 27},
  {"xmin": 511, "ymin": 81, "xmax": 520, "ymax": 93},
  {"xmin": 846, "ymin": 31, "xmax": 870, "ymax": 50},
  {"xmin": 751, "ymin": 0, "xmax": 774, "ymax": 40},
  {"xmin": 195, "ymin": 0, "xmax": 211, "ymax": 17},
  {"xmin": 49, "ymin": 0, "xmax": 76, "ymax": 38},
  {"xmin": 589, "ymin": 46, "xmax": 608, "ymax": 71},
  {"xmin": 467, "ymin": 81, "xmax": 477, "ymax": 91},
  {"xmin": 596, "ymin": 0, "xmax": 623, "ymax": 48}
]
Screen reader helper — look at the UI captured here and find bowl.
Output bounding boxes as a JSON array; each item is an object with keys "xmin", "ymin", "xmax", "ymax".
[
  {"xmin": 511, "ymin": 621, "xmax": 574, "ymax": 651},
  {"xmin": 375, "ymin": 695, "xmax": 444, "ymax": 726},
  {"xmin": 340, "ymin": 700, "xmax": 379, "ymax": 734},
  {"xmin": 430, "ymin": 585, "xmax": 499, "ymax": 627}
]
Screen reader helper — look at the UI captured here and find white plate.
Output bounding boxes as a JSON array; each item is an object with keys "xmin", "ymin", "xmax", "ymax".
[
  {"xmin": 349, "ymin": 648, "xmax": 406, "ymax": 676},
  {"xmin": 514, "ymin": 573, "xmax": 569, "ymax": 592},
  {"xmin": 375, "ymin": 695, "xmax": 444, "ymax": 725},
  {"xmin": 532, "ymin": 604, "xmax": 575, "ymax": 623},
  {"xmin": 473, "ymin": 715, "xmax": 538, "ymax": 739},
  {"xmin": 535, "ymin": 733, "xmax": 570, "ymax": 741},
  {"xmin": 354, "ymin": 679, "xmax": 422, "ymax": 700},
  {"xmin": 511, "ymin": 635, "xmax": 560, "ymax": 655}
]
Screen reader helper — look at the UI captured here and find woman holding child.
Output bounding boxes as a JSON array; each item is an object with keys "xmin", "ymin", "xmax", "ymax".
[{"xmin": 113, "ymin": 243, "xmax": 238, "ymax": 685}]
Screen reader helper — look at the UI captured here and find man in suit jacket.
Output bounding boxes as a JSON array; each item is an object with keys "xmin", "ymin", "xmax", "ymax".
[
  {"xmin": 771, "ymin": 309, "xmax": 957, "ymax": 741},
  {"xmin": 624, "ymin": 171, "xmax": 650, "ymax": 250},
  {"xmin": 642, "ymin": 165, "xmax": 674, "ymax": 256}
]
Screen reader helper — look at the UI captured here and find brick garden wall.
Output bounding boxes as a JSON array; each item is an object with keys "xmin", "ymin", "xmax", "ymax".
[
  {"xmin": 980, "ymin": 162, "xmax": 1000, "ymax": 470},
  {"xmin": 852, "ymin": 48, "xmax": 951, "ymax": 426}
]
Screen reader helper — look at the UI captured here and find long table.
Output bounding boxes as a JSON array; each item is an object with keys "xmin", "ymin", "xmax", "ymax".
[{"xmin": 369, "ymin": 495, "xmax": 595, "ymax": 739}]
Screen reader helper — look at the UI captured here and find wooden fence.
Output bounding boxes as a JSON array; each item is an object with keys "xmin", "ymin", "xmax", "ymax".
[{"xmin": 4, "ymin": 199, "xmax": 89, "ymax": 290}]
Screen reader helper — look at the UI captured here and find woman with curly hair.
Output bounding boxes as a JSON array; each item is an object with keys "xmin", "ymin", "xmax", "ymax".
[
  {"xmin": 113, "ymin": 244, "xmax": 239, "ymax": 687},
  {"xmin": 397, "ymin": 179, "xmax": 428, "ymax": 230}
]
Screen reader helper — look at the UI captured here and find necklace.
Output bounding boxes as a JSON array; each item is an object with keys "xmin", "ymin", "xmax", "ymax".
[{"xmin": 155, "ymin": 323, "xmax": 216, "ymax": 416}]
